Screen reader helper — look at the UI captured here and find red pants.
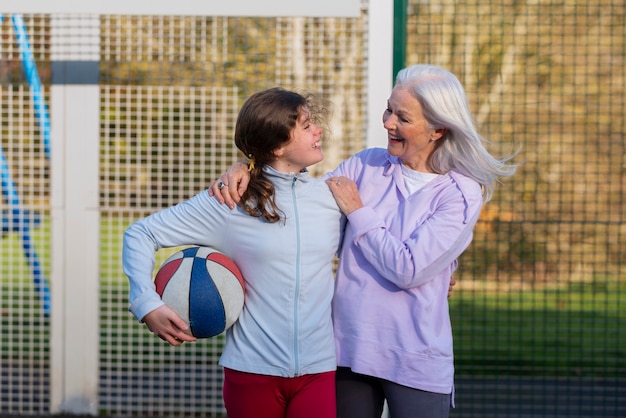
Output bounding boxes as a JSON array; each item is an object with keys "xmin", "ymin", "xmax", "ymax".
[{"xmin": 223, "ymin": 368, "xmax": 336, "ymax": 418}]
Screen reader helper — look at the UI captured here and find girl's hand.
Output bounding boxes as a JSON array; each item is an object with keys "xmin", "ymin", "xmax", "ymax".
[{"xmin": 142, "ymin": 305, "xmax": 197, "ymax": 346}]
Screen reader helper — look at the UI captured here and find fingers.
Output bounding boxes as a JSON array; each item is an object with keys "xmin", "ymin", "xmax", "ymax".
[
  {"xmin": 209, "ymin": 180, "xmax": 238, "ymax": 209},
  {"xmin": 235, "ymin": 175, "xmax": 249, "ymax": 202},
  {"xmin": 448, "ymin": 277, "xmax": 457, "ymax": 298},
  {"xmin": 208, "ymin": 176, "xmax": 234, "ymax": 206},
  {"xmin": 159, "ymin": 323, "xmax": 196, "ymax": 346},
  {"xmin": 143, "ymin": 305, "xmax": 197, "ymax": 346},
  {"xmin": 168, "ymin": 313, "xmax": 192, "ymax": 335},
  {"xmin": 220, "ymin": 182, "xmax": 237, "ymax": 209},
  {"xmin": 326, "ymin": 176, "xmax": 356, "ymax": 194},
  {"xmin": 326, "ymin": 176, "xmax": 352, "ymax": 187},
  {"xmin": 208, "ymin": 180, "xmax": 221, "ymax": 199},
  {"xmin": 163, "ymin": 334, "xmax": 184, "ymax": 346},
  {"xmin": 225, "ymin": 163, "xmax": 249, "ymax": 205},
  {"xmin": 209, "ymin": 163, "xmax": 251, "ymax": 208},
  {"xmin": 325, "ymin": 176, "xmax": 342, "ymax": 189},
  {"xmin": 165, "ymin": 328, "xmax": 196, "ymax": 346},
  {"xmin": 325, "ymin": 177, "xmax": 363, "ymax": 216}
]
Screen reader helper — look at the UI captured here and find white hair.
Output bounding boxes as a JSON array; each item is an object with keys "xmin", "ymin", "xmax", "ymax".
[{"xmin": 395, "ymin": 64, "xmax": 518, "ymax": 202}]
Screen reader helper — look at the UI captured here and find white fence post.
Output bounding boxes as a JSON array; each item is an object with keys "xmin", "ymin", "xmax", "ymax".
[
  {"xmin": 49, "ymin": 14, "xmax": 101, "ymax": 415},
  {"xmin": 367, "ymin": 0, "xmax": 394, "ymax": 148}
]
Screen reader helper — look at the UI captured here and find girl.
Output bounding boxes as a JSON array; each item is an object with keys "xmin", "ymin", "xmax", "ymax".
[{"xmin": 123, "ymin": 88, "xmax": 343, "ymax": 418}]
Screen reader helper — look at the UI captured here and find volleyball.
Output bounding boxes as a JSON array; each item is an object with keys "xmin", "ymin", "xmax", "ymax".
[{"xmin": 154, "ymin": 246, "xmax": 245, "ymax": 338}]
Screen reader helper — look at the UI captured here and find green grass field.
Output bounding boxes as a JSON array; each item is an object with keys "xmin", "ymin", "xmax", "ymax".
[
  {"xmin": 2, "ymin": 217, "xmax": 625, "ymax": 379},
  {"xmin": 450, "ymin": 280, "xmax": 626, "ymax": 378}
]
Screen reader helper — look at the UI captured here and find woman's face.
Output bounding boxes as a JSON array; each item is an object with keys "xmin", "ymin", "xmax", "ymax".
[
  {"xmin": 271, "ymin": 107, "xmax": 324, "ymax": 173},
  {"xmin": 382, "ymin": 85, "xmax": 441, "ymax": 172}
]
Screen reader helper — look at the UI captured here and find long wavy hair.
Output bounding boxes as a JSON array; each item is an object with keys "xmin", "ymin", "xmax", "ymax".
[
  {"xmin": 395, "ymin": 64, "xmax": 518, "ymax": 201},
  {"xmin": 235, "ymin": 87, "xmax": 322, "ymax": 222}
]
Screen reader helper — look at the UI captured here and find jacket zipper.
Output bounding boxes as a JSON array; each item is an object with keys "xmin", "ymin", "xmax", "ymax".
[{"xmin": 291, "ymin": 176, "xmax": 301, "ymax": 375}]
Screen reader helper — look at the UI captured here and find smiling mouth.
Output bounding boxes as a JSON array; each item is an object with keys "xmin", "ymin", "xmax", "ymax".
[
  {"xmin": 389, "ymin": 135, "xmax": 404, "ymax": 142},
  {"xmin": 313, "ymin": 141, "xmax": 321, "ymax": 149}
]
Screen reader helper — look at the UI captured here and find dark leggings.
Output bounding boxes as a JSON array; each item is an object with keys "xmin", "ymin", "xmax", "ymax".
[{"xmin": 336, "ymin": 367, "xmax": 451, "ymax": 418}]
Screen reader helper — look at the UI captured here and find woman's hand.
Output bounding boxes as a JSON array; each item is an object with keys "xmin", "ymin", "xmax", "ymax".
[
  {"xmin": 208, "ymin": 162, "xmax": 250, "ymax": 209},
  {"xmin": 448, "ymin": 277, "xmax": 456, "ymax": 298},
  {"xmin": 142, "ymin": 305, "xmax": 197, "ymax": 346},
  {"xmin": 326, "ymin": 176, "xmax": 363, "ymax": 215}
]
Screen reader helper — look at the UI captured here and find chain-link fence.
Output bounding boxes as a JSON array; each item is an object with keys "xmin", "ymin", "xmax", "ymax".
[
  {"xmin": 0, "ymin": 1, "xmax": 624, "ymax": 417},
  {"xmin": 402, "ymin": 1, "xmax": 625, "ymax": 416},
  {"xmin": 1, "ymin": 6, "xmax": 368, "ymax": 417}
]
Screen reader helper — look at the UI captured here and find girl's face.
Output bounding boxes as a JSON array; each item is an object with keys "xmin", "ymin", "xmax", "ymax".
[
  {"xmin": 270, "ymin": 107, "xmax": 324, "ymax": 173},
  {"xmin": 382, "ymin": 85, "xmax": 442, "ymax": 172}
]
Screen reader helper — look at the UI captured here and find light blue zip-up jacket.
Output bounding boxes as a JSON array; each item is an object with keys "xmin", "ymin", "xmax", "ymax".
[
  {"xmin": 123, "ymin": 166, "xmax": 343, "ymax": 377},
  {"xmin": 326, "ymin": 148, "xmax": 483, "ymax": 397}
]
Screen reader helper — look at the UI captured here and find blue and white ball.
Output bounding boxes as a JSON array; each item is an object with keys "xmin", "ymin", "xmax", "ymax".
[{"xmin": 154, "ymin": 246, "xmax": 245, "ymax": 338}]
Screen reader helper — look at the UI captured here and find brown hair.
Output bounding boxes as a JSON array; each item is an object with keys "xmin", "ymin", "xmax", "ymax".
[{"xmin": 235, "ymin": 87, "xmax": 318, "ymax": 223}]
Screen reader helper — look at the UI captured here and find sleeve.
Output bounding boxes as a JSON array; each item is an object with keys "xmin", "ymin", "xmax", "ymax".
[
  {"xmin": 322, "ymin": 156, "xmax": 365, "ymax": 258},
  {"xmin": 322, "ymin": 165, "xmax": 343, "ymax": 181},
  {"xmin": 122, "ymin": 191, "xmax": 229, "ymax": 321},
  {"xmin": 346, "ymin": 182, "xmax": 483, "ymax": 289},
  {"xmin": 322, "ymin": 150, "xmax": 367, "ymax": 181}
]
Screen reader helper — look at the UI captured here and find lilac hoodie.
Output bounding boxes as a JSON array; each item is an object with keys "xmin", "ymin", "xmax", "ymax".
[{"xmin": 325, "ymin": 147, "xmax": 483, "ymax": 396}]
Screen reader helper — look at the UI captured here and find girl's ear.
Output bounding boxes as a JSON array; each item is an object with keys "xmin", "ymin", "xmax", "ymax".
[{"xmin": 273, "ymin": 146, "xmax": 284, "ymax": 158}]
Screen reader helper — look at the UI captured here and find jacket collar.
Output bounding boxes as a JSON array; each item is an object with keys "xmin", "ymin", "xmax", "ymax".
[
  {"xmin": 263, "ymin": 165, "xmax": 312, "ymax": 192},
  {"xmin": 383, "ymin": 153, "xmax": 399, "ymax": 177}
]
